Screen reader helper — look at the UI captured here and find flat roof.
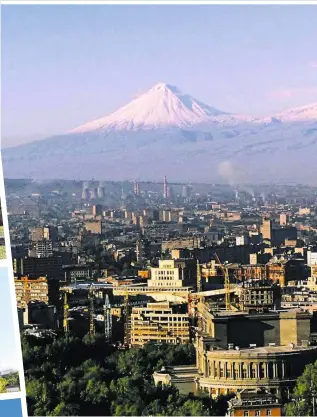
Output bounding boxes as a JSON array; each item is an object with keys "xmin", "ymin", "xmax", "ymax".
[{"xmin": 210, "ymin": 345, "xmax": 317, "ymax": 356}]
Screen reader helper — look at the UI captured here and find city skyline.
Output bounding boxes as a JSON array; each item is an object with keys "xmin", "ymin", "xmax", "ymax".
[{"xmin": 2, "ymin": 4, "xmax": 317, "ymax": 147}]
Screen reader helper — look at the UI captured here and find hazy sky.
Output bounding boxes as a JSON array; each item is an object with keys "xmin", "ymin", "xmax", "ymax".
[
  {"xmin": 2, "ymin": 5, "xmax": 317, "ymax": 147},
  {"xmin": 0, "ymin": 267, "xmax": 21, "ymax": 370}
]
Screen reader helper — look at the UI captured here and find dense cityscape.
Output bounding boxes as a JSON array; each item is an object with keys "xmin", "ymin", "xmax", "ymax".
[{"xmin": 4, "ymin": 177, "xmax": 317, "ymax": 416}]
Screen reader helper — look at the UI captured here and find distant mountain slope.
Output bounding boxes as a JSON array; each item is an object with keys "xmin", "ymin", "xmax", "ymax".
[{"xmin": 2, "ymin": 83, "xmax": 317, "ymax": 183}]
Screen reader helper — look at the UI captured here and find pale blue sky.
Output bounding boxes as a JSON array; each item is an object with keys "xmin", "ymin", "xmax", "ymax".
[
  {"xmin": 2, "ymin": 5, "xmax": 317, "ymax": 147},
  {"xmin": 0, "ymin": 268, "xmax": 20, "ymax": 370}
]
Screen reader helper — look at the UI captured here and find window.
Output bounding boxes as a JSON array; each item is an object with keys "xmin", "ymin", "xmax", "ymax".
[
  {"xmin": 266, "ymin": 410, "xmax": 271, "ymax": 416},
  {"xmin": 244, "ymin": 412, "xmax": 249, "ymax": 417}
]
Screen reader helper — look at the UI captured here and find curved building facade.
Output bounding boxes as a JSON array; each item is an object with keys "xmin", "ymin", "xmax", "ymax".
[{"xmin": 196, "ymin": 337, "xmax": 317, "ymax": 399}]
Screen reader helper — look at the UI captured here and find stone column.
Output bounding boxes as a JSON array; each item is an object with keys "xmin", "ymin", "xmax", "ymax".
[
  {"xmin": 282, "ymin": 361, "xmax": 285, "ymax": 378},
  {"xmin": 205, "ymin": 354, "xmax": 208, "ymax": 377},
  {"xmin": 265, "ymin": 363, "xmax": 269, "ymax": 379},
  {"xmin": 218, "ymin": 361, "xmax": 221, "ymax": 379},
  {"xmin": 247, "ymin": 363, "xmax": 251, "ymax": 378},
  {"xmin": 257, "ymin": 363, "xmax": 261, "ymax": 379}
]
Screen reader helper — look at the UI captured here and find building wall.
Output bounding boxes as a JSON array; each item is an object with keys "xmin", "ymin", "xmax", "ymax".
[
  {"xmin": 231, "ymin": 406, "xmax": 282, "ymax": 416},
  {"xmin": 199, "ymin": 309, "xmax": 311, "ymax": 349},
  {"xmin": 196, "ymin": 339, "xmax": 317, "ymax": 399},
  {"xmin": 130, "ymin": 302, "xmax": 189, "ymax": 346},
  {"xmin": 15, "ymin": 276, "xmax": 49, "ymax": 308},
  {"xmin": 84, "ymin": 220, "xmax": 102, "ymax": 234}
]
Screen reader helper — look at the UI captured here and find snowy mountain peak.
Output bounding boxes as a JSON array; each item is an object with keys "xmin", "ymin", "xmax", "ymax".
[
  {"xmin": 274, "ymin": 102, "xmax": 317, "ymax": 122},
  {"xmin": 149, "ymin": 82, "xmax": 179, "ymax": 93},
  {"xmin": 68, "ymin": 82, "xmax": 232, "ymax": 134}
]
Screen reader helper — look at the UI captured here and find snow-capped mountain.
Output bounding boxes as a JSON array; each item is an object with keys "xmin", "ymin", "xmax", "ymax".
[
  {"xmin": 2, "ymin": 83, "xmax": 317, "ymax": 183},
  {"xmin": 69, "ymin": 82, "xmax": 250, "ymax": 134},
  {"xmin": 267, "ymin": 102, "xmax": 317, "ymax": 123}
]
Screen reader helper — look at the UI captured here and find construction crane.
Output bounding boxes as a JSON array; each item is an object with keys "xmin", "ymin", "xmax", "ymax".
[
  {"xmin": 88, "ymin": 286, "xmax": 95, "ymax": 337},
  {"xmin": 63, "ymin": 291, "xmax": 69, "ymax": 335},
  {"xmin": 60, "ymin": 285, "xmax": 97, "ymax": 337},
  {"xmin": 123, "ymin": 287, "xmax": 130, "ymax": 346},
  {"xmin": 104, "ymin": 294, "xmax": 112, "ymax": 342},
  {"xmin": 196, "ymin": 260, "xmax": 202, "ymax": 293},
  {"xmin": 215, "ymin": 253, "xmax": 231, "ymax": 311}
]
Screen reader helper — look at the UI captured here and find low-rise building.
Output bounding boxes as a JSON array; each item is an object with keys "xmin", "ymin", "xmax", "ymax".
[
  {"xmin": 14, "ymin": 276, "xmax": 49, "ymax": 308},
  {"xmin": 226, "ymin": 389, "xmax": 283, "ymax": 416},
  {"xmin": 130, "ymin": 302, "xmax": 190, "ymax": 346}
]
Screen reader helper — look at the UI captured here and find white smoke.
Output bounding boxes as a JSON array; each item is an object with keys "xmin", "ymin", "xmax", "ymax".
[{"xmin": 217, "ymin": 160, "xmax": 245, "ymax": 186}]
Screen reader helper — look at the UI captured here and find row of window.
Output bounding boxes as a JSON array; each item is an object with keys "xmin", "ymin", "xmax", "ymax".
[{"xmin": 243, "ymin": 410, "xmax": 271, "ymax": 416}]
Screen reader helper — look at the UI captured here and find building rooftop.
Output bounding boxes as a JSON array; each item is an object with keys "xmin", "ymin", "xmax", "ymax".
[{"xmin": 208, "ymin": 344, "xmax": 317, "ymax": 356}]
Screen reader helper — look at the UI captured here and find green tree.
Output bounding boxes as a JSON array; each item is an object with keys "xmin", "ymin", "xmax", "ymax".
[
  {"xmin": 4, "ymin": 372, "xmax": 19, "ymax": 387},
  {"xmin": 22, "ymin": 334, "xmax": 225, "ymax": 416},
  {"xmin": 0, "ymin": 377, "xmax": 7, "ymax": 393},
  {"xmin": 285, "ymin": 361, "xmax": 317, "ymax": 416}
]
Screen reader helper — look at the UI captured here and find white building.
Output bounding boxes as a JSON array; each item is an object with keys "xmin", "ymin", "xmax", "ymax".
[{"xmin": 149, "ymin": 260, "xmax": 184, "ymax": 288}]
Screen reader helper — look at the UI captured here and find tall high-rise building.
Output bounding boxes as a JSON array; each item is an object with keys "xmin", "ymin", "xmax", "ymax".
[
  {"xmin": 163, "ymin": 176, "xmax": 168, "ymax": 199},
  {"xmin": 92, "ymin": 204, "xmax": 103, "ymax": 217},
  {"xmin": 261, "ymin": 218, "xmax": 272, "ymax": 241}
]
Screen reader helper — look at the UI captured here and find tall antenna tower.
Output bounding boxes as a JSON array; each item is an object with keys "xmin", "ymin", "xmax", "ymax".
[{"xmin": 163, "ymin": 176, "xmax": 168, "ymax": 199}]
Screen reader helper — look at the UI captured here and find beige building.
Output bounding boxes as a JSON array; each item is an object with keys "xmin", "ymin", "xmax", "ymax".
[
  {"xmin": 154, "ymin": 304, "xmax": 315, "ymax": 401},
  {"xmin": 149, "ymin": 260, "xmax": 182, "ymax": 288},
  {"xmin": 15, "ymin": 276, "xmax": 49, "ymax": 308},
  {"xmin": 31, "ymin": 226, "xmax": 57, "ymax": 242},
  {"xmin": 195, "ymin": 340, "xmax": 317, "ymax": 399},
  {"xmin": 261, "ymin": 219, "xmax": 272, "ymax": 241},
  {"xmin": 298, "ymin": 207, "xmax": 310, "ymax": 216},
  {"xmin": 84, "ymin": 220, "xmax": 102, "ymax": 234},
  {"xmin": 162, "ymin": 236, "xmax": 201, "ymax": 251},
  {"xmin": 130, "ymin": 302, "xmax": 190, "ymax": 346},
  {"xmin": 149, "ymin": 259, "xmax": 195, "ymax": 288}
]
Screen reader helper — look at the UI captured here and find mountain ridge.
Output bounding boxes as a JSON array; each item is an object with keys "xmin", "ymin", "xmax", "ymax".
[{"xmin": 2, "ymin": 82, "xmax": 317, "ymax": 183}]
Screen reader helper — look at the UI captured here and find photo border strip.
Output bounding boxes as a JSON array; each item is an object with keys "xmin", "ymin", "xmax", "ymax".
[{"xmin": 0, "ymin": 162, "xmax": 28, "ymax": 415}]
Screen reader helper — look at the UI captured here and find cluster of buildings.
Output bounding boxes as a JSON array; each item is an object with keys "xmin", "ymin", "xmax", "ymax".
[{"xmin": 6, "ymin": 179, "xmax": 317, "ymax": 415}]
